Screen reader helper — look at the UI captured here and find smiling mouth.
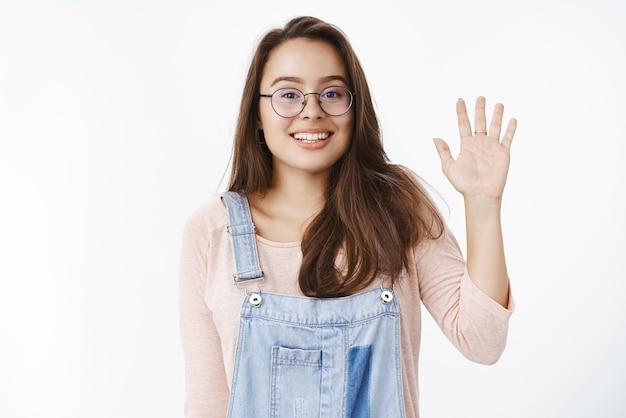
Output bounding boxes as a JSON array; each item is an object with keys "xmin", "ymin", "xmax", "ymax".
[{"xmin": 292, "ymin": 132, "xmax": 330, "ymax": 144}]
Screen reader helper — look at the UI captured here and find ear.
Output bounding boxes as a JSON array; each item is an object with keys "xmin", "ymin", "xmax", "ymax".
[{"xmin": 257, "ymin": 119, "xmax": 263, "ymax": 130}]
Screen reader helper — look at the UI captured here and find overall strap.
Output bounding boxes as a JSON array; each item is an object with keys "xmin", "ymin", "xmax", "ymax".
[{"xmin": 222, "ymin": 192, "xmax": 264, "ymax": 284}]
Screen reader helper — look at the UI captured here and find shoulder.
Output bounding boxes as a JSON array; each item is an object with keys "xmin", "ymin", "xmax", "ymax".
[
  {"xmin": 182, "ymin": 194, "xmax": 230, "ymax": 240},
  {"xmin": 412, "ymin": 225, "xmax": 464, "ymax": 265}
]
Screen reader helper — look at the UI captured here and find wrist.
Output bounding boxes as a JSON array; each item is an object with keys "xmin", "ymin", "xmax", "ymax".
[{"xmin": 463, "ymin": 195, "xmax": 503, "ymax": 212}]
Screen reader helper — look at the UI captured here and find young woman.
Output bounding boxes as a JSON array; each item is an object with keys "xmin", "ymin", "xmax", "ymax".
[{"xmin": 179, "ymin": 16, "xmax": 517, "ymax": 418}]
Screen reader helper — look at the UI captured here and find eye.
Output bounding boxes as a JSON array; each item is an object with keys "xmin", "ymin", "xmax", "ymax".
[
  {"xmin": 320, "ymin": 87, "xmax": 346, "ymax": 101},
  {"xmin": 277, "ymin": 88, "xmax": 302, "ymax": 101}
]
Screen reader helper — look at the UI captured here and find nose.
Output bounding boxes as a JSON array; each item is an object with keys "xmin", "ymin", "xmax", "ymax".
[{"xmin": 300, "ymin": 93, "xmax": 325, "ymax": 119}]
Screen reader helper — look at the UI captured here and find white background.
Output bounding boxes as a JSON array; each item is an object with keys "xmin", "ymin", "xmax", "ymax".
[{"xmin": 1, "ymin": 0, "xmax": 625, "ymax": 417}]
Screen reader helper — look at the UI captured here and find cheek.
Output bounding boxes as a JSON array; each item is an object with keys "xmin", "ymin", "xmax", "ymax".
[
  {"xmin": 258, "ymin": 106, "xmax": 269, "ymax": 130},
  {"xmin": 258, "ymin": 108, "xmax": 286, "ymax": 133},
  {"xmin": 342, "ymin": 114, "xmax": 354, "ymax": 140}
]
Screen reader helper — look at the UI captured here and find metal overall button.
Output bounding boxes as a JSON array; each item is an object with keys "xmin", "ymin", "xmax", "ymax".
[
  {"xmin": 381, "ymin": 289, "xmax": 394, "ymax": 304},
  {"xmin": 249, "ymin": 292, "xmax": 263, "ymax": 307}
]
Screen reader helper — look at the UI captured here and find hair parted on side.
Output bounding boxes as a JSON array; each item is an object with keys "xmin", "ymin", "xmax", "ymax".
[{"xmin": 228, "ymin": 16, "xmax": 444, "ymax": 297}]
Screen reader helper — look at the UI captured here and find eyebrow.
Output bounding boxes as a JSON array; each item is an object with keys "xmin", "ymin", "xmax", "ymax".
[{"xmin": 270, "ymin": 75, "xmax": 350, "ymax": 87}]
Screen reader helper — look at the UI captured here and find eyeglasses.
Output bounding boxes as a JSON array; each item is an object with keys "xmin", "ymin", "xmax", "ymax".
[{"xmin": 259, "ymin": 86, "xmax": 355, "ymax": 118}]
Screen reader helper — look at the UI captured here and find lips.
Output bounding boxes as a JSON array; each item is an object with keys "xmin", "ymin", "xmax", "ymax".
[{"xmin": 292, "ymin": 132, "xmax": 331, "ymax": 144}]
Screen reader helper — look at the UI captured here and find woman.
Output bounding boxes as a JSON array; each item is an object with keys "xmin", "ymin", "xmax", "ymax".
[{"xmin": 180, "ymin": 15, "xmax": 517, "ymax": 418}]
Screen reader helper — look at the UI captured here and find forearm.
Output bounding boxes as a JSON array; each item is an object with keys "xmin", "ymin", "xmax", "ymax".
[{"xmin": 464, "ymin": 196, "xmax": 510, "ymax": 307}]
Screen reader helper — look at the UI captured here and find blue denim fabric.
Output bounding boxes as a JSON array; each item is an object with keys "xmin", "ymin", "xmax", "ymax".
[
  {"xmin": 223, "ymin": 192, "xmax": 406, "ymax": 418},
  {"xmin": 223, "ymin": 191, "xmax": 264, "ymax": 283}
]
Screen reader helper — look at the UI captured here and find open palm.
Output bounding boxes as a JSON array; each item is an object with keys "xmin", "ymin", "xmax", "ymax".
[{"xmin": 434, "ymin": 97, "xmax": 518, "ymax": 200}]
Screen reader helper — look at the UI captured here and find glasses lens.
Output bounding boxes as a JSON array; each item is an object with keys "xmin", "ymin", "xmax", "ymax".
[
  {"xmin": 269, "ymin": 87, "xmax": 354, "ymax": 117},
  {"xmin": 319, "ymin": 87, "xmax": 353, "ymax": 116},
  {"xmin": 271, "ymin": 88, "xmax": 304, "ymax": 118}
]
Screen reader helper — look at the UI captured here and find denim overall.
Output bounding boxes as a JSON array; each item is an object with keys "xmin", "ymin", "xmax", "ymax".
[{"xmin": 222, "ymin": 192, "xmax": 406, "ymax": 418}]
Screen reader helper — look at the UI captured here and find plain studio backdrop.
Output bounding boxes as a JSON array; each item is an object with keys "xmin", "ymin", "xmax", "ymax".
[{"xmin": 1, "ymin": 0, "xmax": 624, "ymax": 417}]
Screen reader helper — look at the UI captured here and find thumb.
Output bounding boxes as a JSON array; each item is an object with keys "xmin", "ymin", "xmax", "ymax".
[{"xmin": 433, "ymin": 138, "xmax": 453, "ymax": 168}]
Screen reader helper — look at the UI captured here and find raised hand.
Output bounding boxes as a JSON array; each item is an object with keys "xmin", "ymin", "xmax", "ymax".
[{"xmin": 433, "ymin": 97, "xmax": 517, "ymax": 202}]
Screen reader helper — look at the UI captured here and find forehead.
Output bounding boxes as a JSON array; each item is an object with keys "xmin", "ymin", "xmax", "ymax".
[{"xmin": 261, "ymin": 38, "xmax": 348, "ymax": 87}]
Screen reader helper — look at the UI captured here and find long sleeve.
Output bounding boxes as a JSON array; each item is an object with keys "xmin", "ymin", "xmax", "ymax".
[
  {"xmin": 178, "ymin": 197, "xmax": 514, "ymax": 418},
  {"xmin": 415, "ymin": 227, "xmax": 514, "ymax": 365},
  {"xmin": 179, "ymin": 209, "xmax": 230, "ymax": 417}
]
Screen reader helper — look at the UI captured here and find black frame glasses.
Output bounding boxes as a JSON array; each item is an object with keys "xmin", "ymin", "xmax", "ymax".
[{"xmin": 259, "ymin": 86, "xmax": 355, "ymax": 118}]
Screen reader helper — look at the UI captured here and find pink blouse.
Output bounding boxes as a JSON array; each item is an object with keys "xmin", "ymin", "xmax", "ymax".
[{"xmin": 179, "ymin": 195, "xmax": 513, "ymax": 418}]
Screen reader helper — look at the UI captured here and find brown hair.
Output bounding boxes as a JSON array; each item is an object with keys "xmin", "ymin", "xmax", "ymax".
[{"xmin": 228, "ymin": 16, "xmax": 444, "ymax": 297}]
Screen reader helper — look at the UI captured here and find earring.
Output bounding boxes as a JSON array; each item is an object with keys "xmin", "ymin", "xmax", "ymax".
[{"xmin": 258, "ymin": 129, "xmax": 266, "ymax": 144}]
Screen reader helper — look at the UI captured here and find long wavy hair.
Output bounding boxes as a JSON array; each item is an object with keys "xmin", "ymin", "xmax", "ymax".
[{"xmin": 228, "ymin": 16, "xmax": 444, "ymax": 297}]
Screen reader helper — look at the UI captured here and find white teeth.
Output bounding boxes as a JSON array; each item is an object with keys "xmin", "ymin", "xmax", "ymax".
[{"xmin": 293, "ymin": 132, "xmax": 330, "ymax": 142}]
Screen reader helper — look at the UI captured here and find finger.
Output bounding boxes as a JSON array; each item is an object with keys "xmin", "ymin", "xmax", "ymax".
[
  {"xmin": 456, "ymin": 98, "xmax": 472, "ymax": 138},
  {"xmin": 473, "ymin": 96, "xmax": 487, "ymax": 135},
  {"xmin": 489, "ymin": 102, "xmax": 504, "ymax": 138},
  {"xmin": 433, "ymin": 137, "xmax": 453, "ymax": 168},
  {"xmin": 501, "ymin": 118, "xmax": 518, "ymax": 149}
]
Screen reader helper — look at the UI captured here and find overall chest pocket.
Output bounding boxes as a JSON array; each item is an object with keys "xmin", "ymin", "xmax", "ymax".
[{"xmin": 270, "ymin": 346, "xmax": 322, "ymax": 418}]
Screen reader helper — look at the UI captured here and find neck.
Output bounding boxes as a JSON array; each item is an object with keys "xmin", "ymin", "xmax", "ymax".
[
  {"xmin": 248, "ymin": 169, "xmax": 330, "ymax": 242},
  {"xmin": 267, "ymin": 169, "xmax": 328, "ymax": 211}
]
